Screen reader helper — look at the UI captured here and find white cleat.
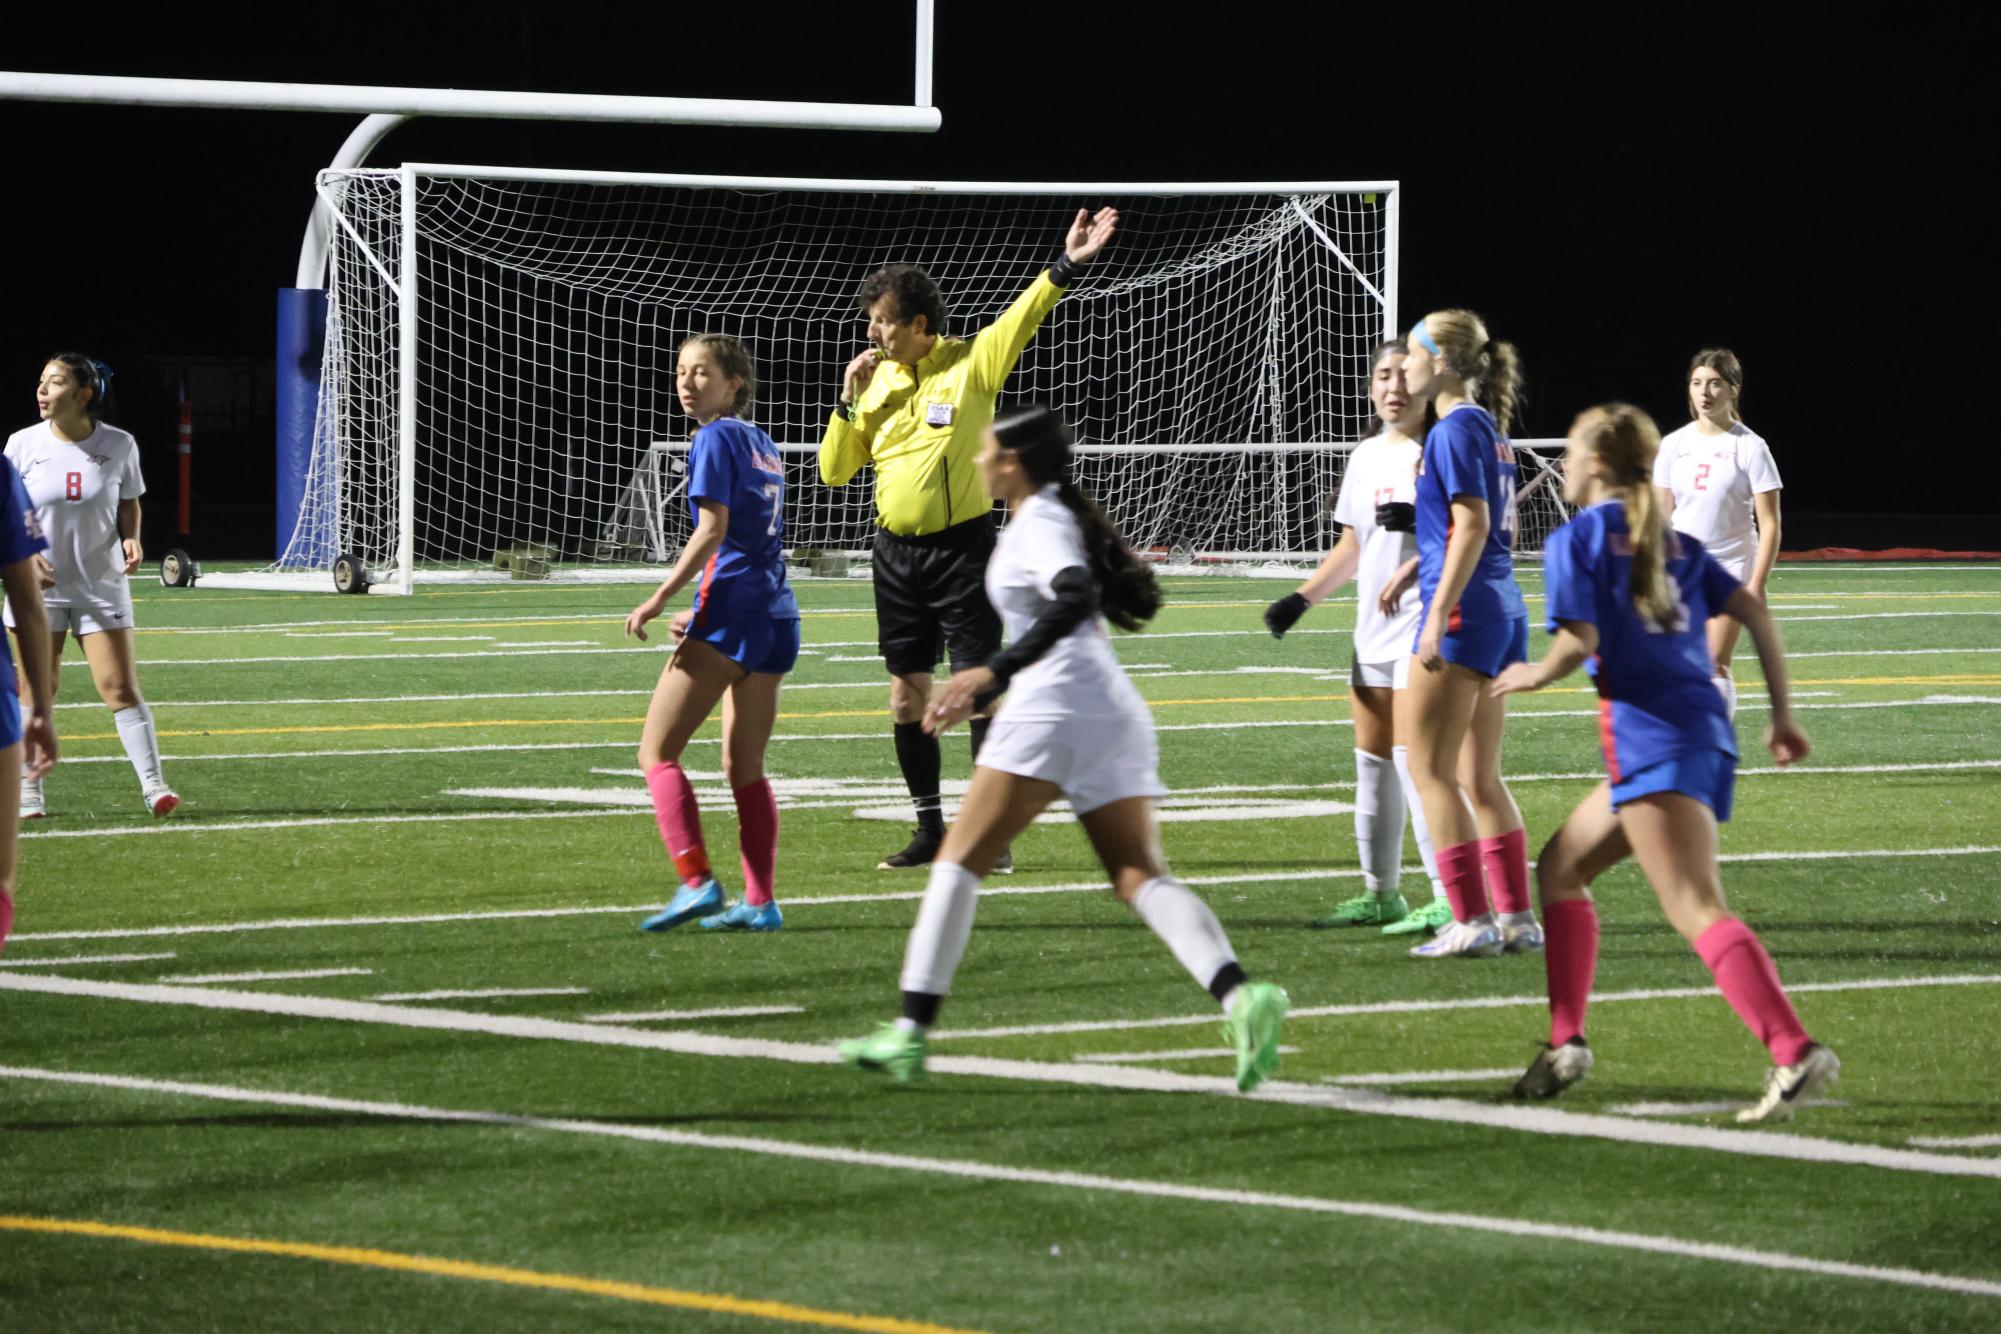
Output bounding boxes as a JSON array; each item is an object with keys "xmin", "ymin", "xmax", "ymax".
[
  {"xmin": 144, "ymin": 786, "xmax": 181, "ymax": 818},
  {"xmin": 1410, "ymin": 919, "xmax": 1505, "ymax": 959},
  {"xmin": 1737, "ymin": 1044, "xmax": 1841, "ymax": 1124},
  {"xmin": 1501, "ymin": 918, "xmax": 1545, "ymax": 954},
  {"xmin": 20, "ymin": 777, "xmax": 46, "ymax": 820}
]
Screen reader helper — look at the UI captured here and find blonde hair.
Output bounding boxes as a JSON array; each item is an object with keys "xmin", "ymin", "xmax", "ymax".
[
  {"xmin": 1418, "ymin": 308, "xmax": 1523, "ymax": 433},
  {"xmin": 1571, "ymin": 403, "xmax": 1682, "ymax": 631}
]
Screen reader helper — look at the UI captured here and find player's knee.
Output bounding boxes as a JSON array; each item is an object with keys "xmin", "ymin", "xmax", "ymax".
[{"xmin": 1534, "ymin": 839, "xmax": 1588, "ymax": 906}]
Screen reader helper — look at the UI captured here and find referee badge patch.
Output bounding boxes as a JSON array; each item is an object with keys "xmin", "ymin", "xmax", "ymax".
[{"xmin": 925, "ymin": 401, "xmax": 955, "ymax": 427}]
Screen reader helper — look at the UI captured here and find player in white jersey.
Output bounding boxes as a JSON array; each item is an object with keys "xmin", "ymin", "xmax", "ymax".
[
  {"xmin": 4, "ymin": 354, "xmax": 178, "ymax": 818},
  {"xmin": 1265, "ymin": 341, "xmax": 1451, "ymax": 935},
  {"xmin": 840, "ymin": 406, "xmax": 1288, "ymax": 1092},
  {"xmin": 1652, "ymin": 348, "xmax": 1781, "ymax": 719}
]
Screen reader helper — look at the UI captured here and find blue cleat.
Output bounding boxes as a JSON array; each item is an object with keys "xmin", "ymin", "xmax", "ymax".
[
  {"xmin": 700, "ymin": 901, "xmax": 784, "ymax": 932},
  {"xmin": 639, "ymin": 878, "xmax": 725, "ymax": 932}
]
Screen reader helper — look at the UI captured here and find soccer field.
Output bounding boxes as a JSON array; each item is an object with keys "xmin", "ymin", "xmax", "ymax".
[{"xmin": 3, "ymin": 563, "xmax": 1998, "ymax": 1332}]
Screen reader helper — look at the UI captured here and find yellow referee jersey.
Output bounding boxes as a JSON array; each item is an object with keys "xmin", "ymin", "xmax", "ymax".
[{"xmin": 818, "ymin": 272, "xmax": 1066, "ymax": 537}]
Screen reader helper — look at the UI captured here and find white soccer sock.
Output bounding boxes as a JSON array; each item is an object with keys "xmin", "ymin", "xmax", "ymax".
[
  {"xmin": 1713, "ymin": 673, "xmax": 1738, "ymax": 720},
  {"xmin": 898, "ymin": 861, "xmax": 980, "ymax": 998},
  {"xmin": 114, "ymin": 704, "xmax": 164, "ymax": 790},
  {"xmin": 1131, "ymin": 876, "xmax": 1238, "ymax": 997},
  {"xmin": 1354, "ymin": 749, "xmax": 1404, "ymax": 894},
  {"xmin": 1392, "ymin": 744, "xmax": 1447, "ymax": 902}
]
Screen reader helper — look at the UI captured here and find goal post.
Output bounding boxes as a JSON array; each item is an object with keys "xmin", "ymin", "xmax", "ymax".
[{"xmin": 276, "ymin": 166, "xmax": 1443, "ymax": 590}]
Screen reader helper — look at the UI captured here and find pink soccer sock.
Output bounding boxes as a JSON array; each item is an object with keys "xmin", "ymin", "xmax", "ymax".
[
  {"xmin": 1435, "ymin": 841, "xmax": 1491, "ymax": 923},
  {"xmin": 645, "ymin": 761, "xmax": 711, "ymax": 888},
  {"xmin": 1478, "ymin": 827, "xmax": 1533, "ymax": 916},
  {"xmin": 0, "ymin": 887, "xmax": 13, "ymax": 954},
  {"xmin": 733, "ymin": 779, "xmax": 779, "ymax": 907},
  {"xmin": 1694, "ymin": 917, "xmax": 1814, "ymax": 1066},
  {"xmin": 1543, "ymin": 899, "xmax": 1599, "ymax": 1046}
]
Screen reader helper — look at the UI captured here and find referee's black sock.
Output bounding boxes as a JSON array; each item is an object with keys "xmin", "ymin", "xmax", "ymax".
[
  {"xmin": 968, "ymin": 715, "xmax": 991, "ymax": 764},
  {"xmin": 893, "ymin": 720, "xmax": 945, "ymax": 834}
]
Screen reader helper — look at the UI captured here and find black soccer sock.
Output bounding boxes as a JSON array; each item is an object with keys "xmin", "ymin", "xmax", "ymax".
[
  {"xmin": 901, "ymin": 990, "xmax": 944, "ymax": 1027},
  {"xmin": 1208, "ymin": 961, "xmax": 1250, "ymax": 1006},
  {"xmin": 968, "ymin": 715, "xmax": 992, "ymax": 764},
  {"xmin": 894, "ymin": 721, "xmax": 945, "ymax": 833}
]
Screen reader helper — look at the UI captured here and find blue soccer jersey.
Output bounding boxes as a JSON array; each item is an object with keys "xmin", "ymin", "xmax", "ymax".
[
  {"xmin": 1416, "ymin": 403, "xmax": 1527, "ymax": 630},
  {"xmin": 1542, "ymin": 500, "xmax": 1742, "ymax": 782},
  {"xmin": 685, "ymin": 418, "xmax": 799, "ymax": 626},
  {"xmin": 0, "ymin": 456, "xmax": 50, "ymax": 697}
]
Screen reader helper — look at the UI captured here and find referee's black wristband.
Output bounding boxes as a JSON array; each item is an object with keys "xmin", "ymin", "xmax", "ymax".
[
  {"xmin": 1048, "ymin": 252, "xmax": 1087, "ymax": 288},
  {"xmin": 835, "ymin": 399, "xmax": 857, "ymax": 424}
]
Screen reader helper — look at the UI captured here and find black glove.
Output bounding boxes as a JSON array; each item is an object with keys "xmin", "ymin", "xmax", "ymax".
[
  {"xmin": 1264, "ymin": 592, "xmax": 1310, "ymax": 638},
  {"xmin": 1376, "ymin": 501, "xmax": 1416, "ymax": 533}
]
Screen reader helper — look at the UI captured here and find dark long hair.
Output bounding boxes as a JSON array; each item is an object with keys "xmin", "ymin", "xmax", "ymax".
[
  {"xmin": 1687, "ymin": 347, "xmax": 1744, "ymax": 421},
  {"xmin": 47, "ymin": 350, "xmax": 112, "ymax": 420},
  {"xmin": 991, "ymin": 405, "xmax": 1161, "ymax": 631}
]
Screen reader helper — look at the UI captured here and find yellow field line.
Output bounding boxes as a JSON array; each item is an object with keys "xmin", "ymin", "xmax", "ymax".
[
  {"xmin": 0, "ymin": 1215, "xmax": 984, "ymax": 1333},
  {"xmin": 57, "ymin": 678, "xmax": 2001, "ymax": 744}
]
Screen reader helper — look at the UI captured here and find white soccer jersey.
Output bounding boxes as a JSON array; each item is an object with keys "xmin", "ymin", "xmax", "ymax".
[
  {"xmin": 1333, "ymin": 432, "xmax": 1423, "ymax": 664},
  {"xmin": 1653, "ymin": 421, "xmax": 1781, "ymax": 568},
  {"xmin": 5, "ymin": 420, "xmax": 146, "ymax": 607},
  {"xmin": 985, "ymin": 486, "xmax": 1151, "ymax": 725}
]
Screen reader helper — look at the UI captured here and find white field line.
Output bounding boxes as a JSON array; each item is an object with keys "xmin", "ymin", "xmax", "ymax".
[
  {"xmin": 1610, "ymin": 1099, "xmax": 1850, "ymax": 1118},
  {"xmin": 5, "ymin": 1069, "xmax": 1997, "ymax": 1301},
  {"xmin": 1778, "ymin": 611, "xmax": 2001, "ymax": 622},
  {"xmin": 1785, "ymin": 647, "xmax": 2001, "ymax": 659},
  {"xmin": 1073, "ymin": 1046, "xmax": 1302, "ymax": 1064},
  {"xmin": 2, "ymin": 978, "xmax": 1997, "ymax": 1184},
  {"xmin": 0, "ymin": 952, "xmax": 176, "ymax": 969},
  {"xmin": 370, "ymin": 987, "xmax": 589, "ymax": 1002},
  {"xmin": 1908, "ymin": 1134, "xmax": 2001, "ymax": 1150},
  {"xmin": 158, "ymin": 968, "xmax": 374, "ymax": 985},
  {"xmin": 14, "ymin": 848, "xmax": 2001, "ymax": 947},
  {"xmin": 1320, "ymin": 1068, "xmax": 1524, "ymax": 1086},
  {"xmin": 582, "ymin": 1005, "xmax": 805, "ymax": 1023},
  {"xmin": 25, "ymin": 759, "xmax": 2001, "ymax": 840},
  {"xmin": 929, "ymin": 972, "xmax": 2001, "ymax": 1042},
  {"xmin": 136, "ymin": 607, "xmax": 886, "ymax": 636}
]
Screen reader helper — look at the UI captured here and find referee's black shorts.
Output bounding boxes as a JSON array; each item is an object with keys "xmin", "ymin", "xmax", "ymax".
[{"xmin": 872, "ymin": 516, "xmax": 1003, "ymax": 677}]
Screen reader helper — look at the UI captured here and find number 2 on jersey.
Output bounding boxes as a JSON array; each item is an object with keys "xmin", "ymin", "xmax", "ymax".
[{"xmin": 1693, "ymin": 463, "xmax": 1712, "ymax": 492}]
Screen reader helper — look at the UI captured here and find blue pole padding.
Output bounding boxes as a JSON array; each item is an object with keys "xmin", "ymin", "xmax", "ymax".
[{"xmin": 275, "ymin": 287, "xmax": 329, "ymax": 565}]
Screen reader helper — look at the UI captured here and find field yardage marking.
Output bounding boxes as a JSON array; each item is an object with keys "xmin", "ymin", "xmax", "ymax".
[
  {"xmin": 0, "ymin": 1213, "xmax": 978, "ymax": 1333},
  {"xmin": 3, "ymin": 978, "xmax": 1999, "ymax": 1182},
  {"xmin": 5, "ymin": 1072, "xmax": 1997, "ymax": 1304},
  {"xmin": 1908, "ymin": 1134, "xmax": 2001, "ymax": 1150},
  {"xmin": 583, "ymin": 1005, "xmax": 806, "ymax": 1023},
  {"xmin": 159, "ymin": 968, "xmax": 374, "ymax": 985},
  {"xmin": 0, "ymin": 952, "xmax": 176, "ymax": 969},
  {"xmin": 371, "ymin": 987, "xmax": 590, "ymax": 1002},
  {"xmin": 12, "ymin": 847, "xmax": 2000, "ymax": 944}
]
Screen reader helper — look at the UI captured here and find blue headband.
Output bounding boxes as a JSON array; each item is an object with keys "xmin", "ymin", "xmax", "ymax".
[{"xmin": 1411, "ymin": 321, "xmax": 1441, "ymax": 357}]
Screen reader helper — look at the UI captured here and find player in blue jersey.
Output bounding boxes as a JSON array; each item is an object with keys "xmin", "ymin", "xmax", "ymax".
[
  {"xmin": 1492, "ymin": 403, "xmax": 1835, "ymax": 1124},
  {"xmin": 1389, "ymin": 309, "xmax": 1539, "ymax": 960},
  {"xmin": 0, "ymin": 451, "xmax": 58, "ymax": 953},
  {"xmin": 626, "ymin": 334, "xmax": 801, "ymax": 934}
]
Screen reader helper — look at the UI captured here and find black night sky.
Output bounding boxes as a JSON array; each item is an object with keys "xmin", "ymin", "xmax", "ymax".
[{"xmin": 2, "ymin": 0, "xmax": 1992, "ymax": 555}]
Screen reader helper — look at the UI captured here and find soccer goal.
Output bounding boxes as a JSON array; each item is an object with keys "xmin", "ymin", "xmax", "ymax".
[{"xmin": 274, "ymin": 165, "xmax": 1564, "ymax": 590}]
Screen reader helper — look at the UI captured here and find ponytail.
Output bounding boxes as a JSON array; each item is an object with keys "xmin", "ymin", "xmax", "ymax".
[
  {"xmin": 991, "ymin": 404, "xmax": 1162, "ymax": 632},
  {"xmin": 1414, "ymin": 310, "xmax": 1522, "ymax": 432},
  {"xmin": 1055, "ymin": 478, "xmax": 1162, "ymax": 631},
  {"xmin": 1571, "ymin": 403, "xmax": 1680, "ymax": 631}
]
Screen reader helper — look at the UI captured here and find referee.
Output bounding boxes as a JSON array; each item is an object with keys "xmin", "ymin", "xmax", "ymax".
[{"xmin": 819, "ymin": 207, "xmax": 1118, "ymax": 869}]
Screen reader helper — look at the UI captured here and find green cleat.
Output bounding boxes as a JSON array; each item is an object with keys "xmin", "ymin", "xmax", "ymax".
[
  {"xmin": 1223, "ymin": 982, "xmax": 1289, "ymax": 1092},
  {"xmin": 1310, "ymin": 891, "xmax": 1409, "ymax": 929},
  {"xmin": 838, "ymin": 1022, "xmax": 928, "ymax": 1084},
  {"xmin": 1381, "ymin": 897, "xmax": 1454, "ymax": 936}
]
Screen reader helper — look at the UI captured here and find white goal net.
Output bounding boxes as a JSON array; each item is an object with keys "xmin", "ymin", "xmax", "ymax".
[{"xmin": 278, "ymin": 166, "xmax": 1562, "ymax": 589}]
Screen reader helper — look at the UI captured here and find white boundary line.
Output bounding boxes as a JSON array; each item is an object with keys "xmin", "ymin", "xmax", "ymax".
[
  {"xmin": 159, "ymin": 967, "xmax": 374, "ymax": 985},
  {"xmin": 930, "ymin": 973, "xmax": 2001, "ymax": 1041},
  {"xmin": 1, "ymin": 978, "xmax": 1997, "ymax": 1182},
  {"xmin": 22, "ymin": 759, "xmax": 2001, "ymax": 839},
  {"xmin": 0, "ymin": 952, "xmax": 176, "ymax": 969},
  {"xmin": 1610, "ymin": 1099, "xmax": 1850, "ymax": 1118},
  {"xmin": 12, "ymin": 850, "xmax": 2000, "ymax": 945},
  {"xmin": 5, "ymin": 1066, "xmax": 1997, "ymax": 1299}
]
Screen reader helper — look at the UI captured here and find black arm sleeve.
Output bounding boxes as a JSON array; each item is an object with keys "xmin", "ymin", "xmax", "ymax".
[{"xmin": 973, "ymin": 565, "xmax": 1098, "ymax": 711}]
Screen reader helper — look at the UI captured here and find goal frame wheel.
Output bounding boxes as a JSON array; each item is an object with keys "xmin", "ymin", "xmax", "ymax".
[
  {"xmin": 332, "ymin": 552, "xmax": 371, "ymax": 595},
  {"xmin": 158, "ymin": 548, "xmax": 198, "ymax": 588}
]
